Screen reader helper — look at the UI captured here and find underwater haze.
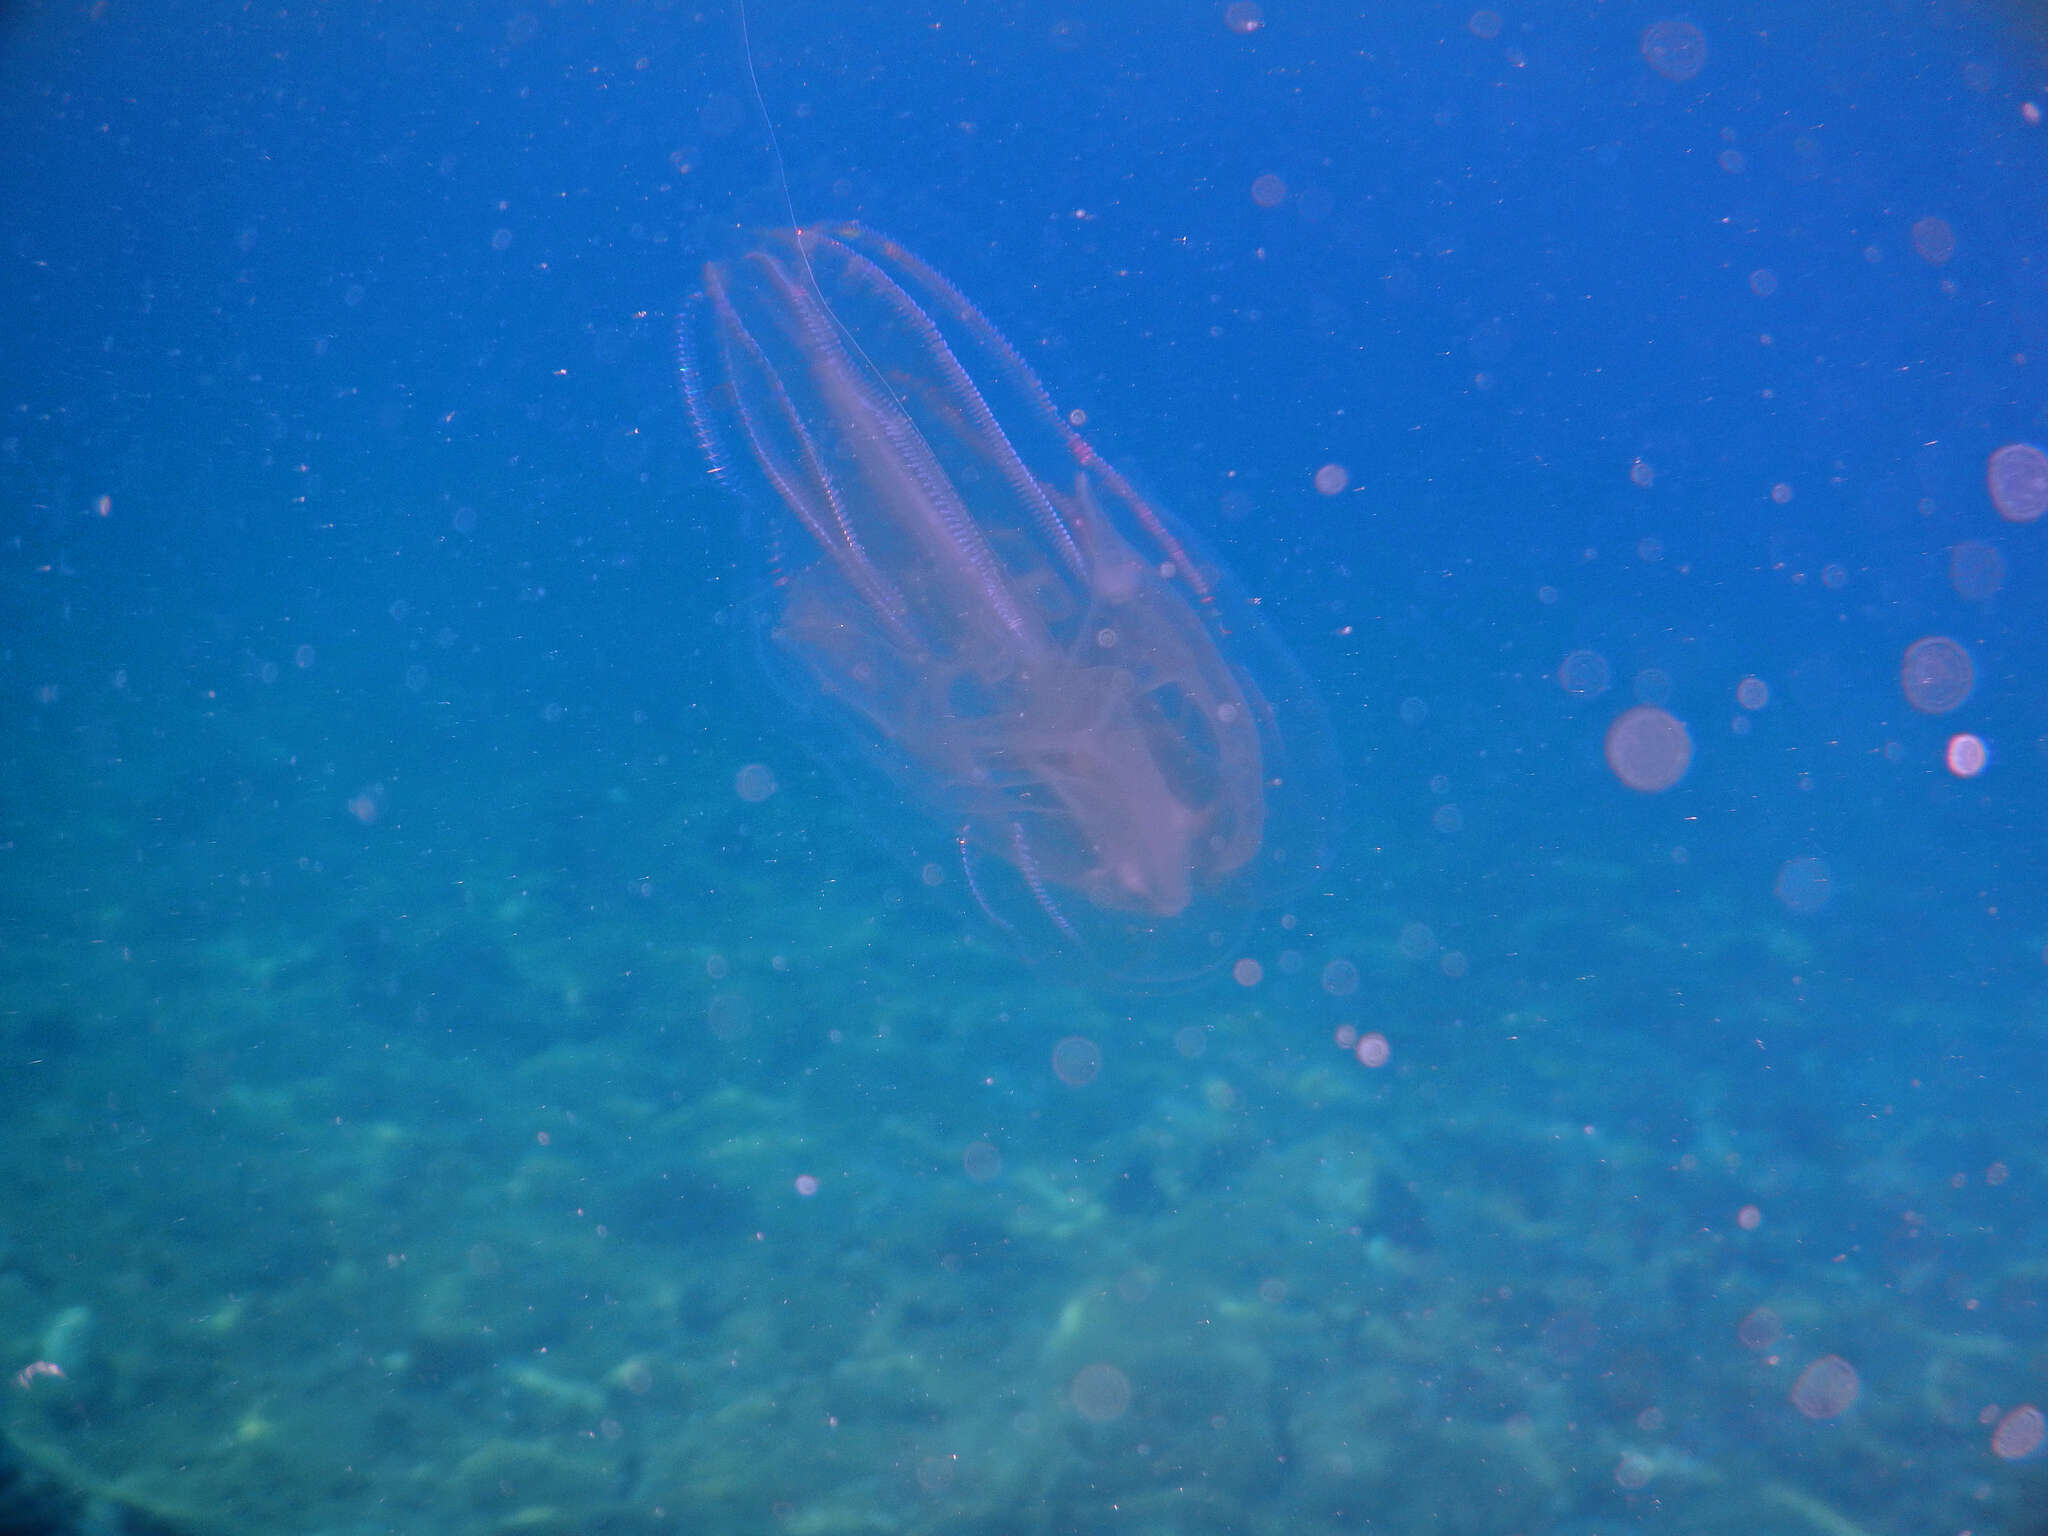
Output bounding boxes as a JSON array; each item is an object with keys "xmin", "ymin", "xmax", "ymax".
[{"xmin": 4, "ymin": 1, "xmax": 2048, "ymax": 1533}]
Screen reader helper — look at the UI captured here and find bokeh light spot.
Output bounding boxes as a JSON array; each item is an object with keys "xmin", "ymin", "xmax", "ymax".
[
  {"xmin": 1773, "ymin": 856, "xmax": 1833, "ymax": 916},
  {"xmin": 1320, "ymin": 958, "xmax": 1360, "ymax": 996},
  {"xmin": 1313, "ymin": 462, "xmax": 1349, "ymax": 495},
  {"xmin": 1736, "ymin": 676, "xmax": 1769, "ymax": 710},
  {"xmin": 1737, "ymin": 1307, "xmax": 1782, "ymax": 1352},
  {"xmin": 962, "ymin": 1140, "xmax": 1002, "ymax": 1183},
  {"xmin": 1558, "ymin": 649, "xmax": 1611, "ymax": 698},
  {"xmin": 1987, "ymin": 442, "xmax": 2048, "ymax": 523},
  {"xmin": 1789, "ymin": 1355, "xmax": 1860, "ymax": 1420},
  {"xmin": 1946, "ymin": 733, "xmax": 1988, "ymax": 778},
  {"xmin": 1901, "ymin": 637, "xmax": 1974, "ymax": 714},
  {"xmin": 1910, "ymin": 215, "xmax": 1956, "ymax": 265},
  {"xmin": 1070, "ymin": 1363, "xmax": 1133, "ymax": 1422},
  {"xmin": 1051, "ymin": 1036, "xmax": 1102, "ymax": 1087},
  {"xmin": 1991, "ymin": 1404, "xmax": 2046, "ymax": 1461},
  {"xmin": 1640, "ymin": 19, "xmax": 1706, "ymax": 80},
  {"xmin": 1354, "ymin": 1031, "xmax": 1390, "ymax": 1068},
  {"xmin": 1604, "ymin": 705, "xmax": 1693, "ymax": 792}
]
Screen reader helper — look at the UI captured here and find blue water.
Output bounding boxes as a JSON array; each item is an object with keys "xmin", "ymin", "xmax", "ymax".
[{"xmin": 4, "ymin": 2, "xmax": 2046, "ymax": 1532}]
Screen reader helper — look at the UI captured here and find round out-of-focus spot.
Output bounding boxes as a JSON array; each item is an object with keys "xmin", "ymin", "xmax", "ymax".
[
  {"xmin": 1737, "ymin": 1307, "xmax": 1782, "ymax": 1352},
  {"xmin": 1613, "ymin": 1452, "xmax": 1654, "ymax": 1490},
  {"xmin": 1250, "ymin": 173, "xmax": 1287, "ymax": 208},
  {"xmin": 1770, "ymin": 482, "xmax": 1794, "ymax": 505},
  {"xmin": 734, "ymin": 762, "xmax": 778, "ymax": 802},
  {"xmin": 1051, "ymin": 1035, "xmax": 1102, "ymax": 1087},
  {"xmin": 1431, "ymin": 804, "xmax": 1464, "ymax": 834},
  {"xmin": 1629, "ymin": 458, "xmax": 1655, "ymax": 488},
  {"xmin": 1604, "ymin": 705, "xmax": 1693, "ymax": 792},
  {"xmin": 1468, "ymin": 10, "xmax": 1503, "ymax": 39},
  {"xmin": 1399, "ymin": 696, "xmax": 1429, "ymax": 726},
  {"xmin": 1910, "ymin": 215, "xmax": 1957, "ymax": 265},
  {"xmin": 1949, "ymin": 539, "xmax": 2006, "ymax": 602},
  {"xmin": 1069, "ymin": 1363, "xmax": 1132, "ymax": 1422},
  {"xmin": 1748, "ymin": 268, "xmax": 1778, "ymax": 297},
  {"xmin": 1773, "ymin": 856, "xmax": 1833, "ymax": 916},
  {"xmin": 1736, "ymin": 676, "xmax": 1769, "ymax": 710},
  {"xmin": 1354, "ymin": 1031, "xmax": 1390, "ymax": 1068},
  {"xmin": 1633, "ymin": 668, "xmax": 1673, "ymax": 707},
  {"xmin": 1558, "ymin": 649, "xmax": 1611, "ymax": 698},
  {"xmin": 1222, "ymin": 1, "xmax": 1263, "ymax": 34},
  {"xmin": 1991, "ymin": 1404, "xmax": 2046, "ymax": 1461},
  {"xmin": 1313, "ymin": 463, "xmax": 1349, "ymax": 495},
  {"xmin": 1736, "ymin": 1203, "xmax": 1762, "ymax": 1231},
  {"xmin": 1321, "ymin": 958, "xmax": 1359, "ymax": 996},
  {"xmin": 1789, "ymin": 1354, "xmax": 1860, "ymax": 1420},
  {"xmin": 1174, "ymin": 1024, "xmax": 1207, "ymax": 1058},
  {"xmin": 1639, "ymin": 18, "xmax": 1706, "ymax": 80},
  {"xmin": 962, "ymin": 1140, "xmax": 1002, "ymax": 1183},
  {"xmin": 793, "ymin": 1173, "xmax": 820, "ymax": 1197},
  {"xmin": 1901, "ymin": 636, "xmax": 1974, "ymax": 715},
  {"xmin": 1719, "ymin": 148, "xmax": 1747, "ymax": 173},
  {"xmin": 1397, "ymin": 922, "xmax": 1437, "ymax": 960},
  {"xmin": 1820, "ymin": 562, "xmax": 1848, "ymax": 590},
  {"xmin": 1332, "ymin": 1023, "xmax": 1358, "ymax": 1050},
  {"xmin": 1946, "ymin": 733, "xmax": 1988, "ymax": 778},
  {"xmin": 1987, "ymin": 442, "xmax": 2048, "ymax": 523},
  {"xmin": 1232, "ymin": 956, "xmax": 1264, "ymax": 987}
]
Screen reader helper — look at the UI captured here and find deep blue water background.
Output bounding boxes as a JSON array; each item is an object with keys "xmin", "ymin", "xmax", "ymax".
[{"xmin": 5, "ymin": 2, "xmax": 2048, "ymax": 1533}]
